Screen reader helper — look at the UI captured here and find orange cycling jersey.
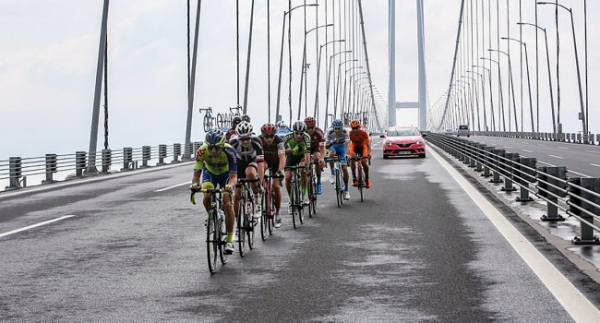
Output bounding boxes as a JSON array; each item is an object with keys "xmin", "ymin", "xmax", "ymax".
[{"xmin": 349, "ymin": 129, "xmax": 370, "ymax": 145}]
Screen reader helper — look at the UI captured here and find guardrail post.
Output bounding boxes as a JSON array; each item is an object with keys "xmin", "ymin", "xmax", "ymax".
[
  {"xmin": 122, "ymin": 147, "xmax": 133, "ymax": 171},
  {"xmin": 193, "ymin": 142, "xmax": 202, "ymax": 155},
  {"xmin": 481, "ymin": 146, "xmax": 494, "ymax": 177},
  {"xmin": 475, "ymin": 144, "xmax": 485, "ymax": 172},
  {"xmin": 75, "ymin": 151, "xmax": 86, "ymax": 177},
  {"xmin": 5, "ymin": 157, "xmax": 22, "ymax": 190},
  {"xmin": 569, "ymin": 178, "xmax": 600, "ymax": 245},
  {"xmin": 468, "ymin": 142, "xmax": 477, "ymax": 168},
  {"xmin": 42, "ymin": 154, "xmax": 57, "ymax": 184},
  {"xmin": 141, "ymin": 146, "xmax": 151, "ymax": 168},
  {"xmin": 537, "ymin": 166, "xmax": 567, "ymax": 221},
  {"xmin": 173, "ymin": 143, "xmax": 181, "ymax": 163},
  {"xmin": 490, "ymin": 149, "xmax": 505, "ymax": 183},
  {"xmin": 501, "ymin": 153, "xmax": 519, "ymax": 192},
  {"xmin": 515, "ymin": 157, "xmax": 536, "ymax": 202},
  {"xmin": 101, "ymin": 149, "xmax": 111, "ymax": 173},
  {"xmin": 158, "ymin": 144, "xmax": 167, "ymax": 165}
]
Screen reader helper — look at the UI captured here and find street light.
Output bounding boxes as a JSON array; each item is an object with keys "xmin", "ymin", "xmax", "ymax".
[
  {"xmin": 502, "ymin": 37, "xmax": 536, "ymax": 132},
  {"xmin": 298, "ymin": 23, "xmax": 334, "ymax": 119},
  {"xmin": 275, "ymin": 3, "xmax": 318, "ymax": 127},
  {"xmin": 472, "ymin": 65, "xmax": 496, "ymax": 132},
  {"xmin": 481, "ymin": 57, "xmax": 507, "ymax": 132},
  {"xmin": 342, "ymin": 67, "xmax": 364, "ymax": 115},
  {"xmin": 538, "ymin": 2, "xmax": 587, "ymax": 139},
  {"xmin": 313, "ymin": 39, "xmax": 345, "ymax": 124},
  {"xmin": 518, "ymin": 22, "xmax": 557, "ymax": 136},
  {"xmin": 324, "ymin": 50, "xmax": 352, "ymax": 127},
  {"xmin": 489, "ymin": 48, "xmax": 519, "ymax": 132},
  {"xmin": 334, "ymin": 58, "xmax": 358, "ymax": 121},
  {"xmin": 465, "ymin": 72, "xmax": 484, "ymax": 132}
]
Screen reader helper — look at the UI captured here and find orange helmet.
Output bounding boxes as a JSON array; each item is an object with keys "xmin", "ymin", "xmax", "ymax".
[{"xmin": 350, "ymin": 120, "xmax": 361, "ymax": 128}]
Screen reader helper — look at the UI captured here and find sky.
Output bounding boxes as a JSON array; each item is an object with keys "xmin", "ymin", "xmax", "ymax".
[{"xmin": 0, "ymin": 0, "xmax": 597, "ymax": 161}]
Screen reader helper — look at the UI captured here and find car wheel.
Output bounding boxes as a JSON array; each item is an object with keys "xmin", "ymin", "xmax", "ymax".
[
  {"xmin": 419, "ymin": 154, "xmax": 426, "ymax": 158},
  {"xmin": 383, "ymin": 155, "xmax": 388, "ymax": 159}
]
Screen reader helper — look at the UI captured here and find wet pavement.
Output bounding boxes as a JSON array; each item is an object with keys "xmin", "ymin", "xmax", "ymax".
[{"xmin": 0, "ymin": 145, "xmax": 598, "ymax": 322}]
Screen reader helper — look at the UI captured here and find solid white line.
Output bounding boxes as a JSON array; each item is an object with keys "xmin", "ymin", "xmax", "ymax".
[
  {"xmin": 155, "ymin": 182, "xmax": 189, "ymax": 192},
  {"xmin": 558, "ymin": 147, "xmax": 570, "ymax": 150},
  {"xmin": 591, "ymin": 164, "xmax": 600, "ymax": 168},
  {"xmin": 538, "ymin": 144, "xmax": 547, "ymax": 147},
  {"xmin": 568, "ymin": 170, "xmax": 591, "ymax": 178},
  {"xmin": 523, "ymin": 149, "xmax": 533, "ymax": 153},
  {"xmin": 430, "ymin": 148, "xmax": 600, "ymax": 322},
  {"xmin": 521, "ymin": 142, "xmax": 530, "ymax": 145},
  {"xmin": 586, "ymin": 150, "xmax": 600, "ymax": 154},
  {"xmin": 538, "ymin": 160, "xmax": 555, "ymax": 166},
  {"xmin": 548, "ymin": 155, "xmax": 564, "ymax": 159},
  {"xmin": 0, "ymin": 215, "xmax": 76, "ymax": 238}
]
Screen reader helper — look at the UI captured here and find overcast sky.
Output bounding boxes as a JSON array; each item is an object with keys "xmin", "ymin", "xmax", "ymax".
[{"xmin": 0, "ymin": 0, "xmax": 597, "ymax": 160}]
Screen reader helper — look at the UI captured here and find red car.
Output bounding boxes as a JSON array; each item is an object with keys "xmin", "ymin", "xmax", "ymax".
[{"xmin": 380, "ymin": 127, "xmax": 426, "ymax": 159}]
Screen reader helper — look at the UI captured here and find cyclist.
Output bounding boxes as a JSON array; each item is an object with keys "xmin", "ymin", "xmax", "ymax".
[
  {"xmin": 276, "ymin": 121, "xmax": 291, "ymax": 138},
  {"xmin": 348, "ymin": 119, "xmax": 372, "ymax": 188},
  {"xmin": 226, "ymin": 116, "xmax": 242, "ymax": 142},
  {"xmin": 190, "ymin": 129, "xmax": 238, "ymax": 254},
  {"xmin": 303, "ymin": 116, "xmax": 326, "ymax": 195},
  {"xmin": 326, "ymin": 119, "xmax": 350, "ymax": 200},
  {"xmin": 229, "ymin": 121, "xmax": 265, "ymax": 220},
  {"xmin": 283, "ymin": 121, "xmax": 311, "ymax": 213},
  {"xmin": 259, "ymin": 123, "xmax": 285, "ymax": 228}
]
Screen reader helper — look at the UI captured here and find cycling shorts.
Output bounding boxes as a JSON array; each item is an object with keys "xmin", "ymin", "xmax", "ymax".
[
  {"xmin": 348, "ymin": 143, "xmax": 368, "ymax": 157},
  {"xmin": 328, "ymin": 143, "xmax": 347, "ymax": 166},
  {"xmin": 201, "ymin": 169, "xmax": 231, "ymax": 189}
]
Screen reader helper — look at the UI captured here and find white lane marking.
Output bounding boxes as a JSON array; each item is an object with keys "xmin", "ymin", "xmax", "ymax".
[
  {"xmin": 523, "ymin": 149, "xmax": 533, "ymax": 153},
  {"xmin": 586, "ymin": 150, "xmax": 600, "ymax": 154},
  {"xmin": 569, "ymin": 170, "xmax": 591, "ymax": 178},
  {"xmin": 591, "ymin": 164, "xmax": 600, "ymax": 168},
  {"xmin": 155, "ymin": 182, "xmax": 189, "ymax": 192},
  {"xmin": 548, "ymin": 155, "xmax": 564, "ymax": 160},
  {"xmin": 538, "ymin": 160, "xmax": 555, "ymax": 166},
  {"xmin": 0, "ymin": 215, "xmax": 76, "ymax": 238},
  {"xmin": 430, "ymin": 148, "xmax": 600, "ymax": 322},
  {"xmin": 505, "ymin": 146, "xmax": 512, "ymax": 149},
  {"xmin": 538, "ymin": 144, "xmax": 547, "ymax": 147},
  {"xmin": 558, "ymin": 147, "xmax": 570, "ymax": 150}
]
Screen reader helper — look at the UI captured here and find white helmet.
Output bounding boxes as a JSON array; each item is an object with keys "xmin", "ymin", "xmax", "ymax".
[{"xmin": 235, "ymin": 121, "xmax": 253, "ymax": 138}]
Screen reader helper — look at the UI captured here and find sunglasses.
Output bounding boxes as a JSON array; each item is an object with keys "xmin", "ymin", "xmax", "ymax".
[
  {"xmin": 240, "ymin": 137, "xmax": 251, "ymax": 142},
  {"xmin": 264, "ymin": 135, "xmax": 275, "ymax": 139},
  {"xmin": 334, "ymin": 127, "xmax": 342, "ymax": 131},
  {"xmin": 208, "ymin": 145, "xmax": 222, "ymax": 151},
  {"xmin": 294, "ymin": 131, "xmax": 304, "ymax": 135},
  {"xmin": 352, "ymin": 127, "xmax": 359, "ymax": 130},
  {"xmin": 306, "ymin": 126, "xmax": 315, "ymax": 130}
]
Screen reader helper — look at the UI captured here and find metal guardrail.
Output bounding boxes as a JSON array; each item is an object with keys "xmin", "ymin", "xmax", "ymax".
[
  {"xmin": 0, "ymin": 142, "xmax": 203, "ymax": 193},
  {"xmin": 427, "ymin": 133, "xmax": 600, "ymax": 245},
  {"xmin": 471, "ymin": 130, "xmax": 599, "ymax": 145}
]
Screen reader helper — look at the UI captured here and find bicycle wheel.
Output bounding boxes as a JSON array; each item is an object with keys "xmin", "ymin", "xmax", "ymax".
[
  {"xmin": 206, "ymin": 210, "xmax": 218, "ymax": 274},
  {"xmin": 237, "ymin": 199, "xmax": 246, "ymax": 257},
  {"xmin": 357, "ymin": 165, "xmax": 364, "ymax": 202},
  {"xmin": 335, "ymin": 168, "xmax": 342, "ymax": 208},
  {"xmin": 216, "ymin": 113, "xmax": 225, "ymax": 129},
  {"xmin": 247, "ymin": 198, "xmax": 256, "ymax": 250},
  {"xmin": 218, "ymin": 213, "xmax": 228, "ymax": 265},
  {"xmin": 297, "ymin": 173, "xmax": 304, "ymax": 225},
  {"xmin": 310, "ymin": 173, "xmax": 317, "ymax": 216},
  {"xmin": 203, "ymin": 115, "xmax": 212, "ymax": 132},
  {"xmin": 291, "ymin": 178, "xmax": 299, "ymax": 229},
  {"xmin": 268, "ymin": 190, "xmax": 275, "ymax": 235},
  {"xmin": 260, "ymin": 191, "xmax": 268, "ymax": 241}
]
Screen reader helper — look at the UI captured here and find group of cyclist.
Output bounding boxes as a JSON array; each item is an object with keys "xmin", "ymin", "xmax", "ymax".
[{"xmin": 191, "ymin": 114, "xmax": 372, "ymax": 255}]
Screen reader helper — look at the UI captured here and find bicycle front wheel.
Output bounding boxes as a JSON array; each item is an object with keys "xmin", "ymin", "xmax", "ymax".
[
  {"xmin": 247, "ymin": 199, "xmax": 256, "ymax": 250},
  {"xmin": 358, "ymin": 166, "xmax": 364, "ymax": 202},
  {"xmin": 206, "ymin": 210, "xmax": 218, "ymax": 274},
  {"xmin": 203, "ymin": 115, "xmax": 212, "ymax": 132},
  {"xmin": 237, "ymin": 200, "xmax": 246, "ymax": 257},
  {"xmin": 218, "ymin": 215, "xmax": 228, "ymax": 265},
  {"xmin": 335, "ymin": 168, "xmax": 342, "ymax": 208},
  {"xmin": 260, "ymin": 192, "xmax": 268, "ymax": 241}
]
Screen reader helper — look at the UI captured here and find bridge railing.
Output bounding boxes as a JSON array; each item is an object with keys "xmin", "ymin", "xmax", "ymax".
[
  {"xmin": 428, "ymin": 133, "xmax": 600, "ymax": 245},
  {"xmin": 0, "ymin": 142, "xmax": 202, "ymax": 193},
  {"xmin": 472, "ymin": 131, "xmax": 599, "ymax": 145}
]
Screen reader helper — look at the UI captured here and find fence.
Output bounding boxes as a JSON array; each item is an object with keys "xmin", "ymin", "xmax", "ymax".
[
  {"xmin": 427, "ymin": 133, "xmax": 600, "ymax": 245},
  {"xmin": 0, "ymin": 142, "xmax": 202, "ymax": 193}
]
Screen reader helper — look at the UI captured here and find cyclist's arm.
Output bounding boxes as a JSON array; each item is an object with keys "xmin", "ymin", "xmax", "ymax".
[{"xmin": 277, "ymin": 142, "xmax": 285, "ymax": 172}]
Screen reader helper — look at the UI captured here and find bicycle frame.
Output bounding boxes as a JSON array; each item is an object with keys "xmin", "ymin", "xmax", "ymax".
[
  {"xmin": 285, "ymin": 165, "xmax": 305, "ymax": 229},
  {"xmin": 236, "ymin": 177, "xmax": 260, "ymax": 257},
  {"xmin": 191, "ymin": 188, "xmax": 228, "ymax": 274},
  {"xmin": 325, "ymin": 156, "xmax": 345, "ymax": 207}
]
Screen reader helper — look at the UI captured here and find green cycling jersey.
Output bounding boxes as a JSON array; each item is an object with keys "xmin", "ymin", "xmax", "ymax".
[
  {"xmin": 193, "ymin": 142, "xmax": 239, "ymax": 175},
  {"xmin": 282, "ymin": 132, "xmax": 311, "ymax": 156}
]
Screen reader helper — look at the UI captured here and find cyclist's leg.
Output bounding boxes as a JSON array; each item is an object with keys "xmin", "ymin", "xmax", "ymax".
[
  {"xmin": 214, "ymin": 173, "xmax": 235, "ymax": 248},
  {"xmin": 312, "ymin": 150, "xmax": 323, "ymax": 194},
  {"xmin": 360, "ymin": 144, "xmax": 370, "ymax": 180},
  {"xmin": 299, "ymin": 157, "xmax": 309, "ymax": 202},
  {"xmin": 348, "ymin": 143, "xmax": 358, "ymax": 185},
  {"xmin": 338, "ymin": 145, "xmax": 350, "ymax": 192},
  {"xmin": 245, "ymin": 162, "xmax": 261, "ymax": 218},
  {"xmin": 201, "ymin": 169, "xmax": 216, "ymax": 211},
  {"xmin": 284, "ymin": 155, "xmax": 294, "ymax": 197}
]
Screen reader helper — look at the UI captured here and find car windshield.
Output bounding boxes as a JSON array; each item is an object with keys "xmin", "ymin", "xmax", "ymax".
[
  {"xmin": 459, "ymin": 125, "xmax": 469, "ymax": 130},
  {"xmin": 387, "ymin": 129, "xmax": 419, "ymax": 137}
]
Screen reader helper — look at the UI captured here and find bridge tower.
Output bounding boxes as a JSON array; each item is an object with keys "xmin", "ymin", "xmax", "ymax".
[{"xmin": 388, "ymin": 0, "xmax": 428, "ymax": 130}]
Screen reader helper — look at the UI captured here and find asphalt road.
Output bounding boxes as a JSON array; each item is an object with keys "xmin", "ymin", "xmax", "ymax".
[{"xmin": 1, "ymin": 143, "xmax": 599, "ymax": 322}]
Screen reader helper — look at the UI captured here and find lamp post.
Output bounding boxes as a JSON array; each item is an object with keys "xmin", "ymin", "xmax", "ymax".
[
  {"xmin": 298, "ymin": 23, "xmax": 334, "ymax": 119},
  {"xmin": 334, "ymin": 58, "xmax": 358, "ymax": 122},
  {"xmin": 518, "ymin": 22, "xmax": 556, "ymax": 136},
  {"xmin": 538, "ymin": 2, "xmax": 587, "ymax": 139},
  {"xmin": 481, "ymin": 57, "xmax": 507, "ymax": 131},
  {"xmin": 324, "ymin": 50, "xmax": 352, "ymax": 128},
  {"xmin": 275, "ymin": 3, "xmax": 318, "ymax": 129},
  {"xmin": 457, "ymin": 79, "xmax": 474, "ymax": 128},
  {"xmin": 502, "ymin": 37, "xmax": 535, "ymax": 132},
  {"xmin": 473, "ymin": 64, "xmax": 496, "ymax": 131},
  {"xmin": 313, "ymin": 39, "xmax": 345, "ymax": 123},
  {"xmin": 466, "ymin": 71, "xmax": 485, "ymax": 132},
  {"xmin": 489, "ymin": 48, "xmax": 519, "ymax": 132},
  {"xmin": 342, "ymin": 67, "xmax": 364, "ymax": 117}
]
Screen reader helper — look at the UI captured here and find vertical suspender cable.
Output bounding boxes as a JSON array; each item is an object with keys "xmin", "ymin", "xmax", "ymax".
[{"xmin": 242, "ymin": 0, "xmax": 256, "ymax": 113}]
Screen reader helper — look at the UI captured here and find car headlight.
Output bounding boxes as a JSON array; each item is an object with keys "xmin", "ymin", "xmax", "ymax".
[
  {"xmin": 416, "ymin": 140, "xmax": 425, "ymax": 145},
  {"xmin": 384, "ymin": 141, "xmax": 393, "ymax": 146}
]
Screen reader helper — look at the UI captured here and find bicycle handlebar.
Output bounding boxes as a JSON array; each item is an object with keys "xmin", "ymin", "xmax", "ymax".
[{"xmin": 190, "ymin": 187, "xmax": 228, "ymax": 205}]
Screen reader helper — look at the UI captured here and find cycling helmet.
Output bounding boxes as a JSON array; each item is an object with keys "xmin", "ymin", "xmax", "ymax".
[
  {"xmin": 331, "ymin": 119, "xmax": 343, "ymax": 128},
  {"xmin": 205, "ymin": 129, "xmax": 225, "ymax": 147},
  {"xmin": 350, "ymin": 119, "xmax": 361, "ymax": 128},
  {"xmin": 277, "ymin": 121, "xmax": 287, "ymax": 129},
  {"xmin": 235, "ymin": 121, "xmax": 253, "ymax": 138},
  {"xmin": 292, "ymin": 121, "xmax": 307, "ymax": 132},
  {"xmin": 303, "ymin": 116, "xmax": 316, "ymax": 127},
  {"xmin": 241, "ymin": 114, "xmax": 251, "ymax": 122},
  {"xmin": 261, "ymin": 123, "xmax": 277, "ymax": 136},
  {"xmin": 231, "ymin": 116, "xmax": 242, "ymax": 127}
]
